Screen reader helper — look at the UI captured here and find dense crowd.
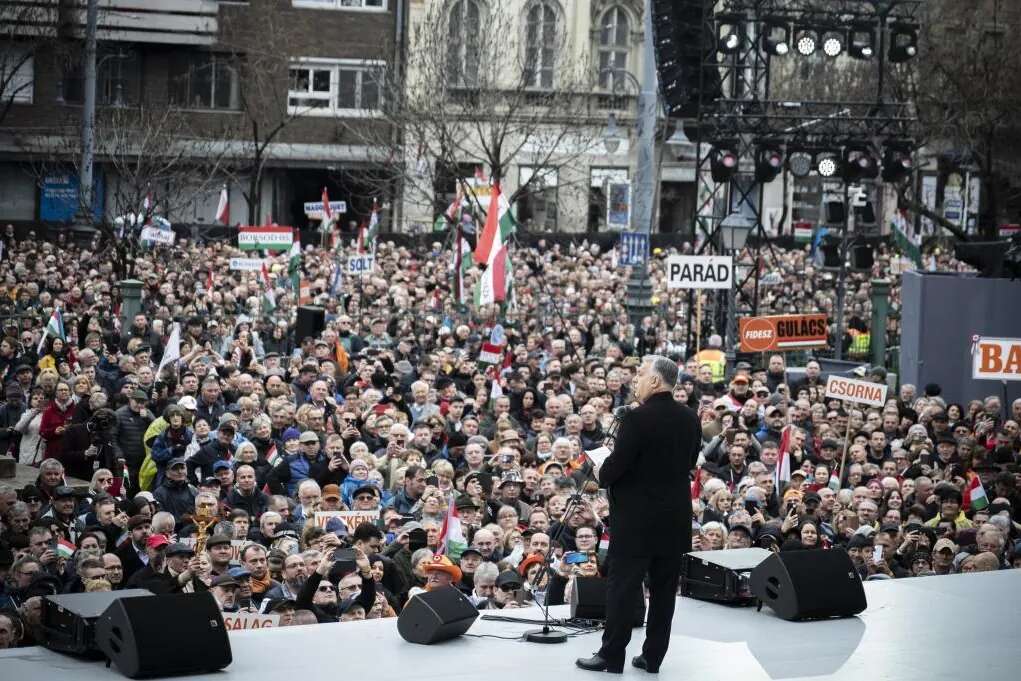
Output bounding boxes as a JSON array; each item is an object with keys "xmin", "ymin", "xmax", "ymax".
[{"xmin": 0, "ymin": 223, "xmax": 1016, "ymax": 649}]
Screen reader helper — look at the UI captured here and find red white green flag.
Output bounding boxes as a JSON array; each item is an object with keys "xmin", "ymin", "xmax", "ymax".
[
  {"xmin": 437, "ymin": 499, "xmax": 467, "ymax": 560},
  {"xmin": 473, "ymin": 182, "xmax": 514, "ymax": 306},
  {"xmin": 964, "ymin": 472, "xmax": 989, "ymax": 511}
]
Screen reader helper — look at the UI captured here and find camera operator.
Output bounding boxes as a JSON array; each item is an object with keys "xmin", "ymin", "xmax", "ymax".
[{"xmin": 62, "ymin": 396, "xmax": 120, "ymax": 482}]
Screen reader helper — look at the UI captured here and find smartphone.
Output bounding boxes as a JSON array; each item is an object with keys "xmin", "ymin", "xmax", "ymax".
[
  {"xmin": 500, "ymin": 453, "xmax": 514, "ymax": 464},
  {"xmin": 744, "ymin": 499, "xmax": 759, "ymax": 514},
  {"xmin": 563, "ymin": 551, "xmax": 588, "ymax": 565},
  {"xmin": 426, "ymin": 475, "xmax": 439, "ymax": 487},
  {"xmin": 872, "ymin": 545, "xmax": 884, "ymax": 563},
  {"xmin": 333, "ymin": 547, "xmax": 357, "ymax": 574},
  {"xmin": 407, "ymin": 528, "xmax": 428, "ymax": 553}
]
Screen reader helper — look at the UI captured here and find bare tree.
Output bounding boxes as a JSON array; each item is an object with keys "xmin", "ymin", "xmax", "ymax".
[
  {"xmin": 350, "ymin": 0, "xmax": 608, "ymax": 229},
  {"xmin": 0, "ymin": 0, "xmax": 59, "ymax": 127}
]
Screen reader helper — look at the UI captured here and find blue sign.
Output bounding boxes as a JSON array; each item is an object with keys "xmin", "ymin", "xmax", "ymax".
[
  {"xmin": 40, "ymin": 171, "xmax": 104, "ymax": 222},
  {"xmin": 619, "ymin": 231, "xmax": 649, "ymax": 267}
]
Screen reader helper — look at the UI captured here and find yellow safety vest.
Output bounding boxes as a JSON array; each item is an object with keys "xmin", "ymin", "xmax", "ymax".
[{"xmin": 695, "ymin": 349, "xmax": 727, "ymax": 383}]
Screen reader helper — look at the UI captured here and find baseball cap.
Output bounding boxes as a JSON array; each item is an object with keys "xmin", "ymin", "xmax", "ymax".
[
  {"xmin": 211, "ymin": 574, "xmax": 238, "ymax": 588},
  {"xmin": 322, "ymin": 484, "xmax": 342, "ymax": 501},
  {"xmin": 177, "ymin": 396, "xmax": 198, "ymax": 410},
  {"xmin": 130, "ymin": 389, "xmax": 149, "ymax": 401},
  {"xmin": 352, "ymin": 483, "xmax": 380, "ymax": 499},
  {"xmin": 933, "ymin": 538, "xmax": 957, "ymax": 554},
  {"xmin": 731, "ymin": 374, "xmax": 749, "ymax": 384},
  {"xmin": 299, "ymin": 431, "xmax": 320, "ymax": 444},
  {"xmin": 206, "ymin": 534, "xmax": 232, "ymax": 548},
  {"xmin": 146, "ymin": 534, "xmax": 170, "ymax": 550},
  {"xmin": 228, "ymin": 566, "xmax": 252, "ymax": 580},
  {"xmin": 53, "ymin": 486, "xmax": 76, "ymax": 499},
  {"xmin": 496, "ymin": 570, "xmax": 523, "ymax": 589},
  {"xmin": 212, "ymin": 460, "xmax": 233, "ymax": 473},
  {"xmin": 167, "ymin": 457, "xmax": 187, "ymax": 469}
]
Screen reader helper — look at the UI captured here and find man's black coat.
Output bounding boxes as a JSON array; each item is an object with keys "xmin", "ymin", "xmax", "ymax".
[{"xmin": 598, "ymin": 392, "xmax": 701, "ymax": 557}]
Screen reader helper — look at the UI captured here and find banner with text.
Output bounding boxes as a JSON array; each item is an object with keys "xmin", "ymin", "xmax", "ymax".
[
  {"xmin": 972, "ymin": 337, "xmax": 1021, "ymax": 381},
  {"xmin": 824, "ymin": 374, "xmax": 888, "ymax": 407},
  {"xmin": 222, "ymin": 612, "xmax": 279, "ymax": 632},
  {"xmin": 314, "ymin": 509, "xmax": 380, "ymax": 533},
  {"xmin": 229, "ymin": 258, "xmax": 265, "ymax": 271},
  {"xmin": 346, "ymin": 254, "xmax": 376, "ymax": 276},
  {"xmin": 139, "ymin": 226, "xmax": 175, "ymax": 246},
  {"xmin": 304, "ymin": 201, "xmax": 347, "ymax": 219},
  {"xmin": 739, "ymin": 314, "xmax": 829, "ymax": 353},
  {"xmin": 238, "ymin": 227, "xmax": 294, "ymax": 251},
  {"xmin": 665, "ymin": 255, "xmax": 734, "ymax": 290}
]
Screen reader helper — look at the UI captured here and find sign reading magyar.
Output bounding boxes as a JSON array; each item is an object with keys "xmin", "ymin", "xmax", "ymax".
[{"xmin": 739, "ymin": 314, "xmax": 829, "ymax": 353}]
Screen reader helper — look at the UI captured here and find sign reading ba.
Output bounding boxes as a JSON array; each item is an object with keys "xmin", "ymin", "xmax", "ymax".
[
  {"xmin": 972, "ymin": 337, "xmax": 1021, "ymax": 381},
  {"xmin": 665, "ymin": 255, "xmax": 733, "ymax": 290},
  {"xmin": 346, "ymin": 254, "xmax": 375, "ymax": 276}
]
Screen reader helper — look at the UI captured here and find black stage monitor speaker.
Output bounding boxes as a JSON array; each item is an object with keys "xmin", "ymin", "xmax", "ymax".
[
  {"xmin": 569, "ymin": 577, "xmax": 647, "ymax": 626},
  {"xmin": 295, "ymin": 305, "xmax": 326, "ymax": 342},
  {"xmin": 95, "ymin": 592, "xmax": 232, "ymax": 678},
  {"xmin": 42, "ymin": 590, "xmax": 153, "ymax": 657},
  {"xmin": 750, "ymin": 548, "xmax": 866, "ymax": 621},
  {"xmin": 681, "ymin": 548, "xmax": 771, "ymax": 605},
  {"xmin": 398, "ymin": 586, "xmax": 478, "ymax": 645}
]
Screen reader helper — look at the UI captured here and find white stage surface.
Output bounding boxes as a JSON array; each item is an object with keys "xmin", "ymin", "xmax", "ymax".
[{"xmin": 3, "ymin": 570, "xmax": 1019, "ymax": 680}]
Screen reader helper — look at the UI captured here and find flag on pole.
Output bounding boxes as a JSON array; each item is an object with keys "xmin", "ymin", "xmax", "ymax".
[
  {"xmin": 288, "ymin": 239, "xmax": 302, "ymax": 291},
  {"xmin": 774, "ymin": 425, "xmax": 792, "ymax": 492},
  {"xmin": 364, "ymin": 199, "xmax": 380, "ymax": 250},
  {"xmin": 437, "ymin": 495, "xmax": 468, "ymax": 560},
  {"xmin": 329, "ymin": 259, "xmax": 343, "ymax": 297},
  {"xmin": 261, "ymin": 263, "xmax": 276, "ymax": 312},
  {"xmin": 214, "ymin": 185, "xmax": 229, "ymax": 225},
  {"xmin": 56, "ymin": 538, "xmax": 76, "ymax": 559},
  {"xmin": 963, "ymin": 472, "xmax": 989, "ymax": 511},
  {"xmin": 321, "ymin": 186, "xmax": 333, "ymax": 225},
  {"xmin": 452, "ymin": 225, "xmax": 472, "ymax": 305},
  {"xmin": 473, "ymin": 183, "xmax": 515, "ymax": 306},
  {"xmin": 157, "ymin": 323, "xmax": 181, "ymax": 377},
  {"xmin": 205, "ymin": 271, "xmax": 213, "ymax": 292},
  {"xmin": 334, "ymin": 340, "xmax": 350, "ymax": 374},
  {"xmin": 37, "ymin": 308, "xmax": 66, "ymax": 353},
  {"xmin": 434, "ymin": 185, "xmax": 465, "ymax": 232}
]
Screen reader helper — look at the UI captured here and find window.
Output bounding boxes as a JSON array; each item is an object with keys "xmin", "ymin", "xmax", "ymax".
[
  {"xmin": 61, "ymin": 49, "xmax": 140, "ymax": 106},
  {"xmin": 517, "ymin": 166, "xmax": 558, "ymax": 231},
  {"xmin": 0, "ymin": 48, "xmax": 34, "ymax": 104},
  {"xmin": 287, "ymin": 60, "xmax": 382, "ymax": 116},
  {"xmin": 448, "ymin": 0, "xmax": 482, "ymax": 87},
  {"xmin": 169, "ymin": 53, "xmax": 240, "ymax": 110},
  {"xmin": 292, "ymin": 0, "xmax": 385, "ymax": 10},
  {"xmin": 588, "ymin": 167, "xmax": 629, "ymax": 232},
  {"xmin": 524, "ymin": 1, "xmax": 559, "ymax": 89},
  {"xmin": 598, "ymin": 6, "xmax": 631, "ymax": 90}
]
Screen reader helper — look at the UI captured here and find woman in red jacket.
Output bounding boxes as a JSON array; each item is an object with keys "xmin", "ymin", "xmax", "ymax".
[{"xmin": 39, "ymin": 380, "xmax": 75, "ymax": 461}]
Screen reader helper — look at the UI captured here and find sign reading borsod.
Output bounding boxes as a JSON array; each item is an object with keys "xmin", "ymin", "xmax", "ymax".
[
  {"xmin": 665, "ymin": 255, "xmax": 733, "ymax": 289},
  {"xmin": 824, "ymin": 375, "xmax": 888, "ymax": 407},
  {"xmin": 738, "ymin": 314, "xmax": 829, "ymax": 353}
]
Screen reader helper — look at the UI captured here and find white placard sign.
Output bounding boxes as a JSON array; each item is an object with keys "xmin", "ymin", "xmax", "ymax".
[
  {"xmin": 140, "ymin": 227, "xmax": 175, "ymax": 245},
  {"xmin": 346, "ymin": 254, "xmax": 376, "ymax": 276},
  {"xmin": 665, "ymin": 255, "xmax": 734, "ymax": 290},
  {"xmin": 972, "ymin": 337, "xmax": 1021, "ymax": 381},
  {"xmin": 304, "ymin": 201, "xmax": 347, "ymax": 219},
  {"xmin": 229, "ymin": 258, "xmax": 265, "ymax": 271},
  {"xmin": 824, "ymin": 375, "xmax": 888, "ymax": 407},
  {"xmin": 221, "ymin": 612, "xmax": 279, "ymax": 631}
]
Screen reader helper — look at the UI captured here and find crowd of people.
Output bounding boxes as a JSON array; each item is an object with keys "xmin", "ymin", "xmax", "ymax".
[{"xmin": 0, "ymin": 223, "xmax": 1016, "ymax": 650}]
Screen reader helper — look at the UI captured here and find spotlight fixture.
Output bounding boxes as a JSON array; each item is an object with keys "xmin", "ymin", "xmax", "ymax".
[
  {"xmin": 889, "ymin": 22, "xmax": 919, "ymax": 63},
  {"xmin": 788, "ymin": 151, "xmax": 814, "ymax": 178},
  {"xmin": 761, "ymin": 18, "xmax": 790, "ymax": 56},
  {"xmin": 881, "ymin": 141, "xmax": 914, "ymax": 182},
  {"xmin": 711, "ymin": 142, "xmax": 740, "ymax": 182},
  {"xmin": 821, "ymin": 30, "xmax": 846, "ymax": 58},
  {"xmin": 717, "ymin": 14, "xmax": 745, "ymax": 54},
  {"xmin": 755, "ymin": 143, "xmax": 784, "ymax": 183},
  {"xmin": 842, "ymin": 144, "xmax": 879, "ymax": 182},
  {"xmin": 816, "ymin": 152, "xmax": 840, "ymax": 178},
  {"xmin": 794, "ymin": 28, "xmax": 818, "ymax": 56},
  {"xmin": 848, "ymin": 23, "xmax": 876, "ymax": 60}
]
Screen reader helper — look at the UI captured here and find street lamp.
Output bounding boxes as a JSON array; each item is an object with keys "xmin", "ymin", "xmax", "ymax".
[
  {"xmin": 603, "ymin": 113, "xmax": 623, "ymax": 154},
  {"xmin": 665, "ymin": 125, "xmax": 695, "ymax": 161},
  {"xmin": 719, "ymin": 213, "xmax": 755, "ymax": 251}
]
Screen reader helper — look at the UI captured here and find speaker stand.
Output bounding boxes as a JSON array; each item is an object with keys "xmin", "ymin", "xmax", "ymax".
[{"xmin": 524, "ymin": 627, "xmax": 568, "ymax": 644}]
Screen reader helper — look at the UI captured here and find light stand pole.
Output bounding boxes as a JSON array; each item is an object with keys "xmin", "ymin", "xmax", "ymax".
[
  {"xmin": 834, "ymin": 182, "xmax": 856, "ymax": 360},
  {"xmin": 719, "ymin": 213, "xmax": 755, "ymax": 359},
  {"xmin": 79, "ymin": 0, "xmax": 99, "ymax": 225}
]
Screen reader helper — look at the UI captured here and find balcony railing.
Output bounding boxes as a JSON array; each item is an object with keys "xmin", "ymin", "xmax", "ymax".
[{"xmin": 65, "ymin": 0, "xmax": 220, "ymax": 46}]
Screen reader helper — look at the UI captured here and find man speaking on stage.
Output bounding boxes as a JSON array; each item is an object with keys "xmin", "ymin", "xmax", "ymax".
[{"xmin": 577, "ymin": 355, "xmax": 701, "ymax": 675}]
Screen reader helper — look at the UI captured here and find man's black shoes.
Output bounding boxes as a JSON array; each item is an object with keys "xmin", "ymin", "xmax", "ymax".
[
  {"xmin": 575, "ymin": 654, "xmax": 623, "ymax": 674},
  {"xmin": 632, "ymin": 655, "xmax": 660, "ymax": 673}
]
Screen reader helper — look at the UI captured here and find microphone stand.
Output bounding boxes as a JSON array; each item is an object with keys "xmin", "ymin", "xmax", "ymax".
[{"xmin": 521, "ymin": 493, "xmax": 584, "ymax": 644}]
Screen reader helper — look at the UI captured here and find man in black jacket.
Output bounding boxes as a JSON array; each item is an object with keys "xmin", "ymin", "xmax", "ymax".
[
  {"xmin": 225, "ymin": 464, "xmax": 269, "ymax": 520},
  {"xmin": 114, "ymin": 389, "xmax": 154, "ymax": 492},
  {"xmin": 577, "ymin": 355, "xmax": 700, "ymax": 675},
  {"xmin": 153, "ymin": 458, "xmax": 197, "ymax": 522}
]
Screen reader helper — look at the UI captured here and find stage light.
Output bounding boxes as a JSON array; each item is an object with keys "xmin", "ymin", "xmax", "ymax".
[
  {"xmin": 889, "ymin": 22, "xmax": 919, "ymax": 63},
  {"xmin": 717, "ymin": 14, "xmax": 745, "ymax": 54},
  {"xmin": 761, "ymin": 19, "xmax": 790, "ymax": 56},
  {"xmin": 788, "ymin": 151, "xmax": 814, "ymax": 178},
  {"xmin": 816, "ymin": 152, "xmax": 840, "ymax": 178},
  {"xmin": 795, "ymin": 28, "xmax": 818, "ymax": 56},
  {"xmin": 821, "ymin": 30, "xmax": 846, "ymax": 58},
  {"xmin": 881, "ymin": 142, "xmax": 914, "ymax": 182},
  {"xmin": 849, "ymin": 24, "xmax": 875, "ymax": 60},
  {"xmin": 842, "ymin": 144, "xmax": 879, "ymax": 182},
  {"xmin": 710, "ymin": 142, "xmax": 740, "ymax": 182},
  {"xmin": 755, "ymin": 143, "xmax": 784, "ymax": 183}
]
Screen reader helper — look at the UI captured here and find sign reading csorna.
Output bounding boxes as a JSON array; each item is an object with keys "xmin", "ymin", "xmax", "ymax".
[
  {"xmin": 738, "ymin": 314, "xmax": 829, "ymax": 353},
  {"xmin": 824, "ymin": 375, "xmax": 888, "ymax": 408}
]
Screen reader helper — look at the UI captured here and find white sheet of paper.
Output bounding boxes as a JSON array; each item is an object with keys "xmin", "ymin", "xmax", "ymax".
[{"xmin": 585, "ymin": 446, "xmax": 611, "ymax": 470}]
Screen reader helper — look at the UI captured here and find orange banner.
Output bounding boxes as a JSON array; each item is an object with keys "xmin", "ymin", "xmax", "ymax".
[{"xmin": 739, "ymin": 314, "xmax": 829, "ymax": 353}]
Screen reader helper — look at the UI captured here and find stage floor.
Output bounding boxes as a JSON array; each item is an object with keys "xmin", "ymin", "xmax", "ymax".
[{"xmin": 3, "ymin": 569, "xmax": 1018, "ymax": 680}]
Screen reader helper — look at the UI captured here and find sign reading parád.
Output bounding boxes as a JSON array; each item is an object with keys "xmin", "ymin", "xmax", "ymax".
[
  {"xmin": 238, "ymin": 226, "xmax": 294, "ymax": 251},
  {"xmin": 665, "ymin": 255, "xmax": 733, "ymax": 289},
  {"xmin": 972, "ymin": 337, "xmax": 1021, "ymax": 381},
  {"xmin": 824, "ymin": 375, "xmax": 888, "ymax": 407}
]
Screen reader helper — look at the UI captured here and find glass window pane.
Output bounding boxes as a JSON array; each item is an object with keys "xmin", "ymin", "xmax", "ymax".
[
  {"xmin": 289, "ymin": 68, "xmax": 306, "ymax": 91},
  {"xmin": 361, "ymin": 76, "xmax": 379, "ymax": 109},
  {"xmin": 338, "ymin": 69, "xmax": 357, "ymax": 108},
  {"xmin": 615, "ymin": 10, "xmax": 629, "ymax": 46},
  {"xmin": 190, "ymin": 63, "xmax": 213, "ymax": 108},
  {"xmin": 313, "ymin": 69, "xmax": 331, "ymax": 93}
]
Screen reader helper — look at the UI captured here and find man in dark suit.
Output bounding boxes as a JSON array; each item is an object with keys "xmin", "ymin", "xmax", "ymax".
[{"xmin": 577, "ymin": 356, "xmax": 700, "ymax": 675}]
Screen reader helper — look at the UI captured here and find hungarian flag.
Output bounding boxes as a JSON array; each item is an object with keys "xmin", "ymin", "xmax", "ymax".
[
  {"xmin": 774, "ymin": 425, "xmax": 792, "ymax": 492},
  {"xmin": 298, "ymin": 278, "xmax": 312, "ymax": 305},
  {"xmin": 37, "ymin": 308, "xmax": 66, "ymax": 353},
  {"xmin": 288, "ymin": 239, "xmax": 302, "ymax": 291},
  {"xmin": 265, "ymin": 443, "xmax": 282, "ymax": 469},
  {"xmin": 214, "ymin": 185, "xmax": 229, "ymax": 225},
  {"xmin": 363, "ymin": 199, "xmax": 380, "ymax": 250},
  {"xmin": 261, "ymin": 263, "xmax": 276, "ymax": 312},
  {"xmin": 205, "ymin": 271, "xmax": 214, "ymax": 292},
  {"xmin": 963, "ymin": 472, "xmax": 989, "ymax": 511},
  {"xmin": 473, "ymin": 183, "xmax": 514, "ymax": 306},
  {"xmin": 56, "ymin": 537, "xmax": 76, "ymax": 559},
  {"xmin": 321, "ymin": 186, "xmax": 333, "ymax": 225},
  {"xmin": 157, "ymin": 323, "xmax": 181, "ymax": 377},
  {"xmin": 437, "ymin": 498, "xmax": 467, "ymax": 561},
  {"xmin": 691, "ymin": 466, "xmax": 703, "ymax": 501},
  {"xmin": 452, "ymin": 226, "xmax": 472, "ymax": 305}
]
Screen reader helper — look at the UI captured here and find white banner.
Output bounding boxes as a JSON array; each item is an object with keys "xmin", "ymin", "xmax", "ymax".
[
  {"xmin": 140, "ymin": 227, "xmax": 175, "ymax": 245},
  {"xmin": 346, "ymin": 254, "xmax": 376, "ymax": 276},
  {"xmin": 229, "ymin": 258, "xmax": 265, "ymax": 272},
  {"xmin": 665, "ymin": 255, "xmax": 734, "ymax": 290},
  {"xmin": 972, "ymin": 337, "xmax": 1021, "ymax": 381},
  {"xmin": 824, "ymin": 375, "xmax": 888, "ymax": 407},
  {"xmin": 304, "ymin": 201, "xmax": 347, "ymax": 219},
  {"xmin": 222, "ymin": 612, "xmax": 279, "ymax": 632},
  {"xmin": 314, "ymin": 509, "xmax": 380, "ymax": 533}
]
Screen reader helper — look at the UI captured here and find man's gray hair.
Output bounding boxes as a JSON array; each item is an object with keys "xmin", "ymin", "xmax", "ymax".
[
  {"xmin": 474, "ymin": 562, "xmax": 499, "ymax": 582},
  {"xmin": 643, "ymin": 355, "xmax": 678, "ymax": 388}
]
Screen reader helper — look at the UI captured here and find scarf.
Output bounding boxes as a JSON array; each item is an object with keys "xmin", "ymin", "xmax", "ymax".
[{"xmin": 249, "ymin": 572, "xmax": 273, "ymax": 594}]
